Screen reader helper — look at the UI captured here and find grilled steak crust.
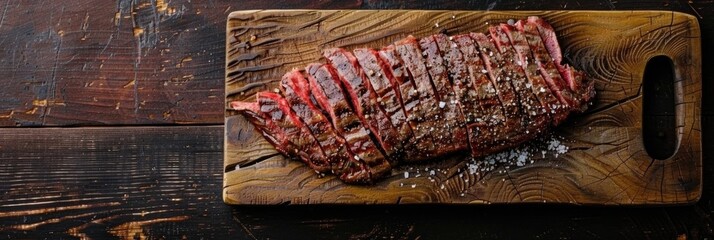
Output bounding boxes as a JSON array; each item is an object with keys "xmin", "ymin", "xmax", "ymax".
[
  {"xmin": 232, "ymin": 92, "xmax": 331, "ymax": 172},
  {"xmin": 280, "ymin": 70, "xmax": 350, "ymax": 173},
  {"xmin": 353, "ymin": 48, "xmax": 414, "ymax": 158},
  {"xmin": 520, "ymin": 19, "xmax": 579, "ymax": 110},
  {"xmin": 306, "ymin": 63, "xmax": 391, "ymax": 183},
  {"xmin": 395, "ymin": 36, "xmax": 457, "ymax": 161},
  {"xmin": 378, "ymin": 44, "xmax": 434, "ymax": 162},
  {"xmin": 525, "ymin": 17, "xmax": 594, "ymax": 110},
  {"xmin": 324, "ymin": 48, "xmax": 403, "ymax": 162},
  {"xmin": 505, "ymin": 22, "xmax": 567, "ymax": 125},
  {"xmin": 489, "ymin": 25, "xmax": 550, "ymax": 140},
  {"xmin": 231, "ymin": 17, "xmax": 594, "ymax": 184},
  {"xmin": 452, "ymin": 33, "xmax": 506, "ymax": 157},
  {"xmin": 419, "ymin": 35, "xmax": 470, "ymax": 152}
]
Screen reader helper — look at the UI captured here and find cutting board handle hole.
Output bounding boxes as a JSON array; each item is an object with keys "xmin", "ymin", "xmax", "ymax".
[{"xmin": 642, "ymin": 55, "xmax": 677, "ymax": 160}]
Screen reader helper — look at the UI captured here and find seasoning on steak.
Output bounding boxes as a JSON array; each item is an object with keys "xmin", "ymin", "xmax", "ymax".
[
  {"xmin": 504, "ymin": 22, "xmax": 568, "ymax": 125},
  {"xmin": 378, "ymin": 44, "xmax": 433, "ymax": 161},
  {"xmin": 306, "ymin": 63, "xmax": 391, "ymax": 183},
  {"xmin": 353, "ymin": 48, "xmax": 414, "ymax": 157},
  {"xmin": 525, "ymin": 17, "xmax": 595, "ymax": 109},
  {"xmin": 519, "ymin": 19, "xmax": 580, "ymax": 110},
  {"xmin": 452, "ymin": 33, "xmax": 506, "ymax": 157},
  {"xmin": 419, "ymin": 35, "xmax": 469, "ymax": 152},
  {"xmin": 231, "ymin": 17, "xmax": 594, "ymax": 184},
  {"xmin": 324, "ymin": 48, "xmax": 403, "ymax": 162},
  {"xmin": 395, "ymin": 36, "xmax": 455, "ymax": 160},
  {"xmin": 280, "ymin": 70, "xmax": 350, "ymax": 174},
  {"xmin": 489, "ymin": 25, "xmax": 550, "ymax": 139}
]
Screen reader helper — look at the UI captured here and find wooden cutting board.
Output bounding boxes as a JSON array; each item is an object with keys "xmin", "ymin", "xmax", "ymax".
[{"xmin": 223, "ymin": 10, "xmax": 701, "ymax": 205}]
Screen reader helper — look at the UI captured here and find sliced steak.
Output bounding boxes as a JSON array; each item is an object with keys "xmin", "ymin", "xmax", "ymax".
[
  {"xmin": 280, "ymin": 69, "xmax": 350, "ymax": 173},
  {"xmin": 230, "ymin": 101, "xmax": 286, "ymax": 155},
  {"xmin": 472, "ymin": 32, "xmax": 529, "ymax": 154},
  {"xmin": 433, "ymin": 34, "xmax": 480, "ymax": 156},
  {"xmin": 489, "ymin": 25, "xmax": 549, "ymax": 137},
  {"xmin": 419, "ymin": 35, "xmax": 469, "ymax": 151},
  {"xmin": 526, "ymin": 16, "xmax": 595, "ymax": 109},
  {"xmin": 378, "ymin": 44, "xmax": 434, "ymax": 162},
  {"xmin": 353, "ymin": 48, "xmax": 414, "ymax": 155},
  {"xmin": 519, "ymin": 19, "xmax": 579, "ymax": 110},
  {"xmin": 324, "ymin": 48, "xmax": 403, "ymax": 161},
  {"xmin": 231, "ymin": 92, "xmax": 331, "ymax": 173},
  {"xmin": 450, "ymin": 34, "xmax": 505, "ymax": 157},
  {"xmin": 232, "ymin": 17, "xmax": 595, "ymax": 184},
  {"xmin": 305, "ymin": 63, "xmax": 391, "ymax": 182},
  {"xmin": 504, "ymin": 22, "xmax": 568, "ymax": 125},
  {"xmin": 395, "ymin": 36, "xmax": 456, "ymax": 159}
]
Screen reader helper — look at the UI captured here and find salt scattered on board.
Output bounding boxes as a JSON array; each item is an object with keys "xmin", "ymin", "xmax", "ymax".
[{"xmin": 398, "ymin": 133, "xmax": 572, "ymax": 188}]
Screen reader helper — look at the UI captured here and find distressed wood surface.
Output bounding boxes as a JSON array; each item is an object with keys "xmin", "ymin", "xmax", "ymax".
[
  {"xmin": 0, "ymin": 126, "xmax": 243, "ymax": 239},
  {"xmin": 224, "ymin": 10, "xmax": 702, "ymax": 205},
  {"xmin": 0, "ymin": 126, "xmax": 712, "ymax": 239},
  {"xmin": 0, "ymin": 0, "xmax": 362, "ymax": 126}
]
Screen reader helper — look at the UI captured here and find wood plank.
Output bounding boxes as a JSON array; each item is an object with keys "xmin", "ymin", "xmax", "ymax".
[
  {"xmin": 0, "ymin": 125, "xmax": 712, "ymax": 239},
  {"xmin": 224, "ymin": 10, "xmax": 702, "ymax": 205},
  {"xmin": 0, "ymin": 0, "xmax": 361, "ymax": 126},
  {"xmin": 0, "ymin": 126, "xmax": 244, "ymax": 239}
]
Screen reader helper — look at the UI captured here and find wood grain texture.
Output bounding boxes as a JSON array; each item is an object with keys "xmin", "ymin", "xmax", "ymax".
[
  {"xmin": 224, "ymin": 10, "xmax": 702, "ymax": 205},
  {"xmin": 0, "ymin": 0, "xmax": 362, "ymax": 126},
  {"xmin": 0, "ymin": 126, "xmax": 244, "ymax": 239}
]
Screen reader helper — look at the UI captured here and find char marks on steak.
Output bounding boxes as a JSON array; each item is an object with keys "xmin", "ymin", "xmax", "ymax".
[
  {"xmin": 231, "ymin": 17, "xmax": 594, "ymax": 184},
  {"xmin": 353, "ymin": 48, "xmax": 414, "ymax": 155},
  {"xmin": 396, "ymin": 36, "xmax": 460, "ymax": 160},
  {"xmin": 489, "ymin": 25, "xmax": 549, "ymax": 138},
  {"xmin": 520, "ymin": 19, "xmax": 580, "ymax": 111},
  {"xmin": 324, "ymin": 48, "xmax": 403, "ymax": 162},
  {"xmin": 419, "ymin": 35, "xmax": 470, "ymax": 152},
  {"xmin": 306, "ymin": 63, "xmax": 391, "ymax": 183},
  {"xmin": 280, "ymin": 70, "xmax": 349, "ymax": 173},
  {"xmin": 452, "ymin": 33, "xmax": 506, "ymax": 157},
  {"xmin": 378, "ymin": 44, "xmax": 434, "ymax": 161},
  {"xmin": 231, "ymin": 92, "xmax": 331, "ymax": 172},
  {"xmin": 525, "ymin": 17, "xmax": 595, "ymax": 108},
  {"xmin": 505, "ymin": 22, "xmax": 568, "ymax": 125}
]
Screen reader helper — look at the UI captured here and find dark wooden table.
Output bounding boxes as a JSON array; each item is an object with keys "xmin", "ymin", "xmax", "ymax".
[{"xmin": 0, "ymin": 0, "xmax": 711, "ymax": 239}]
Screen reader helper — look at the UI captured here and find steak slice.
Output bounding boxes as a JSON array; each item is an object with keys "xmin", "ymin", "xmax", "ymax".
[
  {"xmin": 489, "ymin": 25, "xmax": 549, "ymax": 136},
  {"xmin": 280, "ymin": 69, "xmax": 349, "ymax": 173},
  {"xmin": 472, "ymin": 32, "xmax": 528, "ymax": 154},
  {"xmin": 395, "ymin": 36, "xmax": 455, "ymax": 159},
  {"xmin": 353, "ymin": 48, "xmax": 413, "ymax": 156},
  {"xmin": 324, "ymin": 48, "xmax": 403, "ymax": 161},
  {"xmin": 451, "ymin": 34, "xmax": 505, "ymax": 157},
  {"xmin": 419, "ymin": 35, "xmax": 469, "ymax": 151},
  {"xmin": 231, "ymin": 92, "xmax": 331, "ymax": 173},
  {"xmin": 526, "ymin": 16, "xmax": 595, "ymax": 109},
  {"xmin": 378, "ymin": 44, "xmax": 434, "ymax": 162},
  {"xmin": 306, "ymin": 63, "xmax": 391, "ymax": 182},
  {"xmin": 504, "ymin": 22, "xmax": 568, "ymax": 125},
  {"xmin": 519, "ymin": 19, "xmax": 579, "ymax": 110}
]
